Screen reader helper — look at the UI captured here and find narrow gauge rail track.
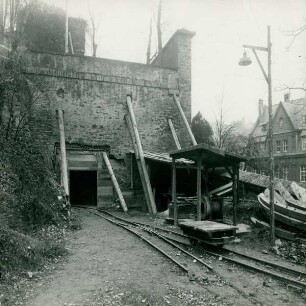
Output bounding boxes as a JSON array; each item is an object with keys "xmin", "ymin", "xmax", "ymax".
[
  {"xmin": 94, "ymin": 208, "xmax": 306, "ymax": 291},
  {"xmin": 75, "ymin": 206, "xmax": 264, "ymax": 305}
]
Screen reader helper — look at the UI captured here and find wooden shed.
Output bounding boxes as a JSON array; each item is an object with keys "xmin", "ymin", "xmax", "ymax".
[{"xmin": 169, "ymin": 143, "xmax": 247, "ymax": 225}]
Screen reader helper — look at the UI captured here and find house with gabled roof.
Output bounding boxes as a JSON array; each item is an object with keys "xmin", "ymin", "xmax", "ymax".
[{"xmin": 250, "ymin": 94, "xmax": 306, "ymax": 183}]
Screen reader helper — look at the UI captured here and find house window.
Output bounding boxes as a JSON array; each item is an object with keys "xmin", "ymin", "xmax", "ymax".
[
  {"xmin": 282, "ymin": 166, "xmax": 289, "ymax": 180},
  {"xmin": 276, "ymin": 141, "xmax": 281, "ymax": 153},
  {"xmin": 279, "ymin": 117, "xmax": 284, "ymax": 128},
  {"xmin": 302, "ymin": 138, "xmax": 306, "ymax": 150},
  {"xmin": 275, "ymin": 169, "xmax": 279, "ymax": 179},
  {"xmin": 303, "ymin": 115, "xmax": 306, "ymax": 125},
  {"xmin": 300, "ymin": 166, "xmax": 306, "ymax": 182},
  {"xmin": 283, "ymin": 140, "xmax": 288, "ymax": 152}
]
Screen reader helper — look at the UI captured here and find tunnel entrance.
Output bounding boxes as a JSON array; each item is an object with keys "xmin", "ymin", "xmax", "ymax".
[{"xmin": 70, "ymin": 170, "xmax": 97, "ymax": 206}]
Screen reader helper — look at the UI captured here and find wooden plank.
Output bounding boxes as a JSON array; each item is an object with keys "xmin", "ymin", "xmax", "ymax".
[
  {"xmin": 167, "ymin": 118, "xmax": 181, "ymax": 149},
  {"xmin": 172, "ymin": 94, "xmax": 197, "ymax": 146},
  {"xmin": 251, "ymin": 217, "xmax": 297, "ymax": 241},
  {"xmin": 102, "ymin": 152, "xmax": 128, "ymax": 212},
  {"xmin": 68, "ymin": 154, "xmax": 97, "ymax": 162},
  {"xmin": 216, "ymin": 188, "xmax": 232, "ymax": 196},
  {"xmin": 180, "ymin": 220, "xmax": 237, "ymax": 232},
  {"xmin": 263, "ymin": 190, "xmax": 306, "ymax": 222},
  {"xmin": 96, "ymin": 153, "xmax": 104, "ymax": 207},
  {"xmin": 126, "ymin": 95, "xmax": 157, "ymax": 213},
  {"xmin": 67, "ymin": 150, "xmax": 105, "ymax": 155},
  {"xmin": 68, "ymin": 160, "xmax": 97, "ymax": 169},
  {"xmin": 258, "ymin": 194, "xmax": 306, "ymax": 232},
  {"xmin": 57, "ymin": 109, "xmax": 69, "ymax": 196},
  {"xmin": 225, "ymin": 166, "xmax": 234, "ymax": 178},
  {"xmin": 209, "ymin": 183, "xmax": 233, "ymax": 196},
  {"xmin": 125, "ymin": 114, "xmax": 152, "ymax": 213},
  {"xmin": 291, "ymin": 182, "xmax": 306, "ymax": 203},
  {"xmin": 69, "ymin": 166, "xmax": 98, "ymax": 171}
]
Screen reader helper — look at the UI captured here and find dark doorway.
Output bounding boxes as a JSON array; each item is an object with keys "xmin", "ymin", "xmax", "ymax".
[{"xmin": 70, "ymin": 171, "xmax": 97, "ymax": 206}]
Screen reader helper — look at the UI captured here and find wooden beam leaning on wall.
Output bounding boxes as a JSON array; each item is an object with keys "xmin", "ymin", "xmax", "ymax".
[
  {"xmin": 102, "ymin": 152, "xmax": 128, "ymax": 213},
  {"xmin": 172, "ymin": 94, "xmax": 197, "ymax": 146},
  {"xmin": 125, "ymin": 95, "xmax": 157, "ymax": 214},
  {"xmin": 125, "ymin": 114, "xmax": 152, "ymax": 213},
  {"xmin": 56, "ymin": 109, "xmax": 69, "ymax": 197},
  {"xmin": 124, "ymin": 111, "xmax": 157, "ymax": 215},
  {"xmin": 167, "ymin": 118, "xmax": 181, "ymax": 150}
]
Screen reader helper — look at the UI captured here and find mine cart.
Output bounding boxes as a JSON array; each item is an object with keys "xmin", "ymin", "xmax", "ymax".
[{"xmin": 169, "ymin": 143, "xmax": 247, "ymax": 245}]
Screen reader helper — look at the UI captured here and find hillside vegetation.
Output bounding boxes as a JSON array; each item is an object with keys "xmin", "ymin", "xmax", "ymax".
[{"xmin": 0, "ymin": 59, "xmax": 71, "ymax": 280}]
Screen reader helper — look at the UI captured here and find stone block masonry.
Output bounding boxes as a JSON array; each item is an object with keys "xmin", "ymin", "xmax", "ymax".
[
  {"xmin": 23, "ymin": 29, "xmax": 195, "ymax": 160},
  {"xmin": 21, "ymin": 29, "xmax": 195, "ymax": 199}
]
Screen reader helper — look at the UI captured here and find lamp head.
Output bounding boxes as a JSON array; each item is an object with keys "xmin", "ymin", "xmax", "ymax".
[{"xmin": 239, "ymin": 50, "xmax": 252, "ymax": 66}]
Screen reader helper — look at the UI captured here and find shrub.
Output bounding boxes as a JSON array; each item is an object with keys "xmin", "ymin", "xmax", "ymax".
[{"xmin": 0, "ymin": 57, "xmax": 71, "ymax": 276}]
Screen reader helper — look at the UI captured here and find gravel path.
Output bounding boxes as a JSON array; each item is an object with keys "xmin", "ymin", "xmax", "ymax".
[{"xmin": 21, "ymin": 209, "xmax": 306, "ymax": 306}]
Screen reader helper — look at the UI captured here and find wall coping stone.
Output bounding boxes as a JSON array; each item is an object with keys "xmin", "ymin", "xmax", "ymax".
[
  {"xmin": 23, "ymin": 50, "xmax": 177, "ymax": 72},
  {"xmin": 22, "ymin": 66, "xmax": 178, "ymax": 90}
]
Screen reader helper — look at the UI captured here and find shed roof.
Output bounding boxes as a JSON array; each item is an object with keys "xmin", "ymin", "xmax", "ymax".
[
  {"xmin": 169, "ymin": 143, "xmax": 247, "ymax": 167},
  {"xmin": 128, "ymin": 150, "xmax": 194, "ymax": 165}
]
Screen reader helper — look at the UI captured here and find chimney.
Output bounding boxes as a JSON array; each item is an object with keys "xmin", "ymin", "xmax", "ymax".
[
  {"xmin": 284, "ymin": 93, "xmax": 290, "ymax": 103},
  {"xmin": 258, "ymin": 99, "xmax": 264, "ymax": 117}
]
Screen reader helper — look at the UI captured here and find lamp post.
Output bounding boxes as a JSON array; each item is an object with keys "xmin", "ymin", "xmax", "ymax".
[{"xmin": 239, "ymin": 25, "xmax": 275, "ymax": 247}]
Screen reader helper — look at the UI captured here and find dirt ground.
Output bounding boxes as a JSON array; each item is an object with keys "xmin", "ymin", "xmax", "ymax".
[{"xmin": 2, "ymin": 209, "xmax": 306, "ymax": 306}]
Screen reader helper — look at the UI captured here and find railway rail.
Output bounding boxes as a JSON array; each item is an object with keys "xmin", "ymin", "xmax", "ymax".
[
  {"xmin": 75, "ymin": 207, "xmax": 306, "ymax": 296},
  {"xmin": 98, "ymin": 209, "xmax": 306, "ymax": 285}
]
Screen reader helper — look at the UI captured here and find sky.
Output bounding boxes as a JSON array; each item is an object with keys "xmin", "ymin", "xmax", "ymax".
[{"xmin": 44, "ymin": 0, "xmax": 306, "ymax": 125}]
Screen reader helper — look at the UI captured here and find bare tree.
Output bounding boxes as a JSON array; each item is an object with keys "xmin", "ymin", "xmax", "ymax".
[
  {"xmin": 275, "ymin": 82, "xmax": 306, "ymax": 97},
  {"xmin": 146, "ymin": 17, "xmax": 152, "ymax": 64},
  {"xmin": 157, "ymin": 0, "xmax": 162, "ymax": 62},
  {"xmin": 0, "ymin": 0, "xmax": 4, "ymax": 42},
  {"xmin": 0, "ymin": 0, "xmax": 33, "ymax": 50},
  {"xmin": 275, "ymin": 82, "xmax": 306, "ymax": 115},
  {"xmin": 213, "ymin": 95, "xmax": 239, "ymax": 150},
  {"xmin": 284, "ymin": 23, "xmax": 306, "ymax": 50},
  {"xmin": 87, "ymin": 1, "xmax": 100, "ymax": 57}
]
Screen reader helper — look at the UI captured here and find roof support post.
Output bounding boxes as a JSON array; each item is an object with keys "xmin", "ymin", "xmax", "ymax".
[
  {"xmin": 197, "ymin": 158, "xmax": 202, "ymax": 221},
  {"xmin": 232, "ymin": 165, "xmax": 238, "ymax": 226},
  {"xmin": 172, "ymin": 157, "xmax": 178, "ymax": 226}
]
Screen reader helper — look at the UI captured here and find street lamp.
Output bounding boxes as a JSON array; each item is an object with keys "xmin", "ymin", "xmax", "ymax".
[{"xmin": 239, "ymin": 25, "xmax": 275, "ymax": 247}]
